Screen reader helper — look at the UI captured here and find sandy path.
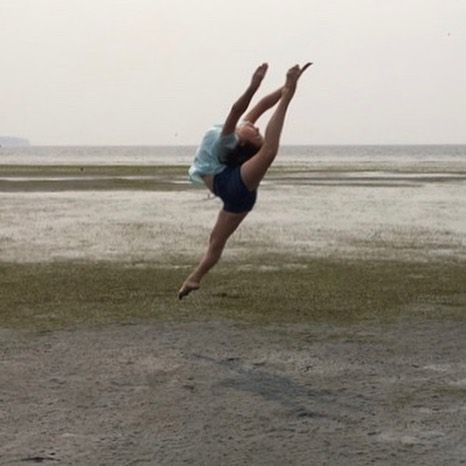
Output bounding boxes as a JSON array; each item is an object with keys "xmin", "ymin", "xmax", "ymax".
[{"xmin": 1, "ymin": 318, "xmax": 465, "ymax": 466}]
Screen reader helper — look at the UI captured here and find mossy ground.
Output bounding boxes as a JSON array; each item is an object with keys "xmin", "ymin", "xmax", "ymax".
[
  {"xmin": 0, "ymin": 165, "xmax": 189, "ymax": 191},
  {"xmin": 1, "ymin": 256, "xmax": 465, "ymax": 331},
  {"xmin": 1, "ymin": 163, "xmax": 464, "ymax": 191}
]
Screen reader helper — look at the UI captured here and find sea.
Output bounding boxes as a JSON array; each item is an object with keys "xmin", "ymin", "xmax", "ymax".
[{"xmin": 0, "ymin": 145, "xmax": 465, "ymax": 168}]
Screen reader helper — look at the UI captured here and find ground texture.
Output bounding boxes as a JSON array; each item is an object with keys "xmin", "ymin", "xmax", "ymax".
[{"xmin": 1, "ymin": 162, "xmax": 465, "ymax": 465}]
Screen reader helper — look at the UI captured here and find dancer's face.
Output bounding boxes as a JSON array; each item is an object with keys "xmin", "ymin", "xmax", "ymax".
[{"xmin": 236, "ymin": 122, "xmax": 264, "ymax": 147}]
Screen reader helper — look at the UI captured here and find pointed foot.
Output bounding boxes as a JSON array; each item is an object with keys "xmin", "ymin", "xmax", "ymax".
[{"xmin": 178, "ymin": 281, "xmax": 200, "ymax": 300}]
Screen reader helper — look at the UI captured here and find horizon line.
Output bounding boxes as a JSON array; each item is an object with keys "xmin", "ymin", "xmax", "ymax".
[{"xmin": 7, "ymin": 142, "xmax": 466, "ymax": 148}]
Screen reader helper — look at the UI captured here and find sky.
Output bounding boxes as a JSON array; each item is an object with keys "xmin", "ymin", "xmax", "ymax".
[{"xmin": 1, "ymin": 0, "xmax": 465, "ymax": 146}]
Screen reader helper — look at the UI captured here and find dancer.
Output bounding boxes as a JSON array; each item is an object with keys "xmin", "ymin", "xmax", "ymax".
[{"xmin": 178, "ymin": 62, "xmax": 312, "ymax": 299}]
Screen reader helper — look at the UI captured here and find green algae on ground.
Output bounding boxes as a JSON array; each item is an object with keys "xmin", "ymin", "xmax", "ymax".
[
  {"xmin": 0, "ymin": 165, "xmax": 190, "ymax": 192},
  {"xmin": 2, "ymin": 164, "xmax": 465, "ymax": 192},
  {"xmin": 0, "ymin": 165, "xmax": 187, "ymax": 176},
  {"xmin": 1, "ymin": 257, "xmax": 465, "ymax": 331}
]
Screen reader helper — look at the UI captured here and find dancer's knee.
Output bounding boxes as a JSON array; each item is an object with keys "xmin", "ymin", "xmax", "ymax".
[
  {"xmin": 255, "ymin": 144, "xmax": 278, "ymax": 171},
  {"xmin": 261, "ymin": 142, "xmax": 278, "ymax": 160}
]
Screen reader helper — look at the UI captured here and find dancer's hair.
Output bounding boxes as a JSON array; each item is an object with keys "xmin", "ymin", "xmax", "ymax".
[{"xmin": 224, "ymin": 143, "xmax": 260, "ymax": 167}]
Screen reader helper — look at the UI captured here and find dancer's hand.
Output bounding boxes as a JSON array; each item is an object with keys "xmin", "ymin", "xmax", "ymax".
[{"xmin": 251, "ymin": 63, "xmax": 268, "ymax": 87}]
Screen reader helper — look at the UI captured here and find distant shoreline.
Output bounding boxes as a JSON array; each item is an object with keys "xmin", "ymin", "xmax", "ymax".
[
  {"xmin": 0, "ymin": 137, "xmax": 30, "ymax": 147},
  {"xmin": 1, "ymin": 143, "xmax": 466, "ymax": 149}
]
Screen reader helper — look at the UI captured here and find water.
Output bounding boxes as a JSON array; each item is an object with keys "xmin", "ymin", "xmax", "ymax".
[{"xmin": 1, "ymin": 145, "xmax": 465, "ymax": 167}]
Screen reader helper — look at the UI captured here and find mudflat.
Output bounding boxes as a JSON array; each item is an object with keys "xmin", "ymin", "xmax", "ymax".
[{"xmin": 1, "ymin": 163, "xmax": 465, "ymax": 465}]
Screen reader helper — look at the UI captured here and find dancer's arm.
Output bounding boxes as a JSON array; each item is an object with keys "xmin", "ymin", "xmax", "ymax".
[
  {"xmin": 242, "ymin": 87, "xmax": 283, "ymax": 124},
  {"xmin": 221, "ymin": 63, "xmax": 268, "ymax": 136}
]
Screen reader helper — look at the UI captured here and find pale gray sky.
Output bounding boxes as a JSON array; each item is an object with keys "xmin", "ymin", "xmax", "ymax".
[{"xmin": 1, "ymin": 0, "xmax": 465, "ymax": 145}]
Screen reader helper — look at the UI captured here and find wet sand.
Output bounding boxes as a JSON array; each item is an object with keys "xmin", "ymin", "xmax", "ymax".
[
  {"xmin": 1, "ymin": 319, "xmax": 465, "ymax": 465},
  {"xmin": 1, "ymin": 162, "xmax": 465, "ymax": 465},
  {"xmin": 1, "ymin": 164, "xmax": 465, "ymax": 263}
]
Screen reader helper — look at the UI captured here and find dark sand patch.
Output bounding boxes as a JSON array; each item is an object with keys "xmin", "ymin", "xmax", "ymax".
[
  {"xmin": 2, "ymin": 164, "xmax": 465, "ymax": 192},
  {"xmin": 0, "ymin": 165, "xmax": 189, "ymax": 192},
  {"xmin": 1, "ymin": 317, "xmax": 465, "ymax": 465}
]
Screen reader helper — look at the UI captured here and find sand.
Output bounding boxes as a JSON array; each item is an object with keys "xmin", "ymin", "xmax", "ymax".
[
  {"xmin": 1, "ymin": 319, "xmax": 465, "ymax": 465},
  {"xmin": 1, "ymin": 171, "xmax": 465, "ymax": 263},
  {"xmin": 1, "ymin": 162, "xmax": 465, "ymax": 465}
]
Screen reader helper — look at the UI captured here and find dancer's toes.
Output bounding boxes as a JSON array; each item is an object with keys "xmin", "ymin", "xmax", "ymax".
[
  {"xmin": 286, "ymin": 63, "xmax": 312, "ymax": 86},
  {"xmin": 178, "ymin": 281, "xmax": 200, "ymax": 300},
  {"xmin": 299, "ymin": 62, "xmax": 313, "ymax": 76},
  {"xmin": 286, "ymin": 65, "xmax": 301, "ymax": 82},
  {"xmin": 283, "ymin": 63, "xmax": 312, "ymax": 98}
]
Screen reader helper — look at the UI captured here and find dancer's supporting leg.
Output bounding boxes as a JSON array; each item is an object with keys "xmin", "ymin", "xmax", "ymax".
[{"xmin": 178, "ymin": 210, "xmax": 248, "ymax": 299}]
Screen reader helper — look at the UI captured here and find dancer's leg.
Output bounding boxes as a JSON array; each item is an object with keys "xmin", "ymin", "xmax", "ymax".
[
  {"xmin": 178, "ymin": 209, "xmax": 248, "ymax": 299},
  {"xmin": 240, "ymin": 64, "xmax": 310, "ymax": 192},
  {"xmin": 240, "ymin": 97, "xmax": 292, "ymax": 191}
]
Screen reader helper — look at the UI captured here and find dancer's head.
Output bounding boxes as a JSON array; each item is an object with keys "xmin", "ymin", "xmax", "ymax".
[
  {"xmin": 236, "ymin": 121, "xmax": 264, "ymax": 148},
  {"xmin": 224, "ymin": 121, "xmax": 263, "ymax": 167}
]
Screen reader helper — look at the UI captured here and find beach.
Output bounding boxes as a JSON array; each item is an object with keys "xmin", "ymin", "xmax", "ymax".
[{"xmin": 1, "ymin": 146, "xmax": 466, "ymax": 465}]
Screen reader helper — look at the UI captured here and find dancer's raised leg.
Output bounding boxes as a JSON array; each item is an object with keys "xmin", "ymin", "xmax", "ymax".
[{"xmin": 240, "ymin": 63, "xmax": 311, "ymax": 192}]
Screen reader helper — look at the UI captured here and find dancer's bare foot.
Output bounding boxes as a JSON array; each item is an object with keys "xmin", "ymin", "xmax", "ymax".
[
  {"xmin": 282, "ymin": 63, "xmax": 312, "ymax": 99},
  {"xmin": 178, "ymin": 280, "xmax": 200, "ymax": 300}
]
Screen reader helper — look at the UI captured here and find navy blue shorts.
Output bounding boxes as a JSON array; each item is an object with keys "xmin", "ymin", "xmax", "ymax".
[{"xmin": 213, "ymin": 166, "xmax": 257, "ymax": 214}]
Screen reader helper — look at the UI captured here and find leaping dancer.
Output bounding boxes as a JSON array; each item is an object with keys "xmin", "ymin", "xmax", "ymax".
[{"xmin": 178, "ymin": 62, "xmax": 312, "ymax": 299}]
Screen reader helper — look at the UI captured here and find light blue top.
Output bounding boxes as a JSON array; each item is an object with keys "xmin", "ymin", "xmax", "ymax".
[{"xmin": 188, "ymin": 124, "xmax": 238, "ymax": 185}]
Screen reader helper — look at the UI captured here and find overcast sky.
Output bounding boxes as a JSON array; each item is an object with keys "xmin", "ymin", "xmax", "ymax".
[{"xmin": 1, "ymin": 0, "xmax": 465, "ymax": 145}]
